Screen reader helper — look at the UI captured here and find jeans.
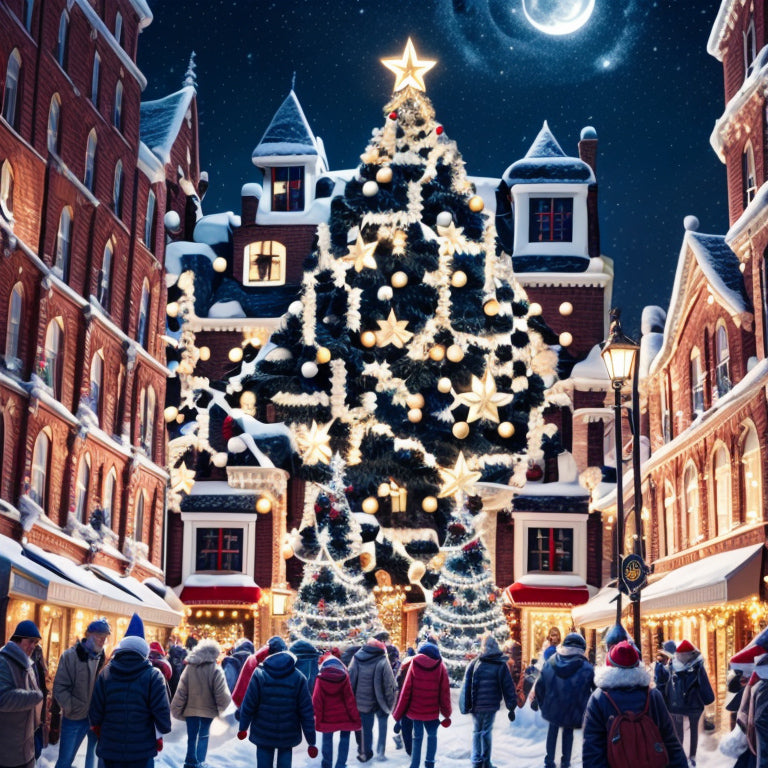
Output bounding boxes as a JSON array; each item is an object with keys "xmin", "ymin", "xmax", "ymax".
[
  {"xmin": 185, "ymin": 716, "xmax": 213, "ymax": 767},
  {"xmin": 545, "ymin": 722, "xmax": 573, "ymax": 768},
  {"xmin": 409, "ymin": 719, "xmax": 439, "ymax": 768},
  {"xmin": 54, "ymin": 716, "xmax": 98, "ymax": 768},
  {"xmin": 360, "ymin": 711, "xmax": 389, "ymax": 758},
  {"xmin": 471, "ymin": 711, "xmax": 497, "ymax": 767},
  {"xmin": 256, "ymin": 745, "xmax": 292, "ymax": 768},
  {"xmin": 672, "ymin": 713, "xmax": 700, "ymax": 758},
  {"xmin": 321, "ymin": 731, "xmax": 350, "ymax": 768},
  {"xmin": 400, "ymin": 717, "xmax": 413, "ymax": 756}
]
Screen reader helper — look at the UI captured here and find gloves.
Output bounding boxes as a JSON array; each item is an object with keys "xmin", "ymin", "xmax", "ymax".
[
  {"xmin": 508, "ymin": 709, "xmax": 516, "ymax": 722},
  {"xmin": 237, "ymin": 730, "xmax": 248, "ymax": 740},
  {"xmin": 440, "ymin": 718, "xmax": 451, "ymax": 728},
  {"xmin": 530, "ymin": 699, "xmax": 539, "ymax": 712},
  {"xmin": 156, "ymin": 739, "xmax": 163, "ymax": 752},
  {"xmin": 308, "ymin": 746, "xmax": 319, "ymax": 758},
  {"xmin": 91, "ymin": 726, "xmax": 101, "ymax": 739}
]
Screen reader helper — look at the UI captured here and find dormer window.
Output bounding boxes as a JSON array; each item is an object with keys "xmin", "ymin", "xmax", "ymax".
[
  {"xmin": 529, "ymin": 197, "xmax": 573, "ymax": 242},
  {"xmin": 272, "ymin": 166, "xmax": 304, "ymax": 211},
  {"xmin": 244, "ymin": 240, "xmax": 286, "ymax": 285}
]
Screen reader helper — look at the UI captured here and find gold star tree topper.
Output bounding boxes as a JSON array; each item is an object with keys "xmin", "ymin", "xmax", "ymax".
[
  {"xmin": 438, "ymin": 452, "xmax": 482, "ymax": 499},
  {"xmin": 375, "ymin": 309, "xmax": 414, "ymax": 348},
  {"xmin": 454, "ymin": 368, "xmax": 514, "ymax": 423},
  {"xmin": 296, "ymin": 420, "xmax": 334, "ymax": 465},
  {"xmin": 171, "ymin": 462, "xmax": 196, "ymax": 495},
  {"xmin": 381, "ymin": 38, "xmax": 436, "ymax": 93},
  {"xmin": 342, "ymin": 234, "xmax": 378, "ymax": 272}
]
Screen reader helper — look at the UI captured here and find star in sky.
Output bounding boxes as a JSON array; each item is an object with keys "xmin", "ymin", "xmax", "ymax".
[{"xmin": 380, "ymin": 38, "xmax": 436, "ymax": 92}]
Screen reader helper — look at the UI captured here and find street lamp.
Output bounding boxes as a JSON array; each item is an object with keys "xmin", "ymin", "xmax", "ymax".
[{"xmin": 600, "ymin": 308, "xmax": 640, "ymax": 639}]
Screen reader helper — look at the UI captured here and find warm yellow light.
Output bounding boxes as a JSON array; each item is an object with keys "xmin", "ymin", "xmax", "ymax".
[{"xmin": 228, "ymin": 347, "xmax": 243, "ymax": 363}]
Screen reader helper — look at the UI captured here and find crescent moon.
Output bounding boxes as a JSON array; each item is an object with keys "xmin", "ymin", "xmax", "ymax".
[{"xmin": 522, "ymin": 0, "xmax": 596, "ymax": 36}]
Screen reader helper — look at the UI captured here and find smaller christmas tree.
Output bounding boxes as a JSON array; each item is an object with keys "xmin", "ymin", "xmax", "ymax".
[
  {"xmin": 288, "ymin": 454, "xmax": 385, "ymax": 645},
  {"xmin": 420, "ymin": 494, "xmax": 509, "ymax": 683}
]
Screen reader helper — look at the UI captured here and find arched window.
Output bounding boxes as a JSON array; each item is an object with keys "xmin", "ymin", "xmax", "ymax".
[
  {"xmin": 745, "ymin": 14, "xmax": 757, "ymax": 74},
  {"xmin": 103, "ymin": 468, "xmax": 116, "ymax": 529},
  {"xmin": 139, "ymin": 385, "xmax": 156, "ymax": 455},
  {"xmin": 713, "ymin": 444, "xmax": 731, "ymax": 536},
  {"xmin": 84, "ymin": 129, "xmax": 97, "ymax": 192},
  {"xmin": 89, "ymin": 351, "xmax": 103, "ymax": 416},
  {"xmin": 2, "ymin": 49, "xmax": 21, "ymax": 129},
  {"xmin": 659, "ymin": 373, "xmax": 672, "ymax": 443},
  {"xmin": 98, "ymin": 240, "xmax": 112, "ymax": 308},
  {"xmin": 54, "ymin": 206, "xmax": 72, "ymax": 276},
  {"xmin": 75, "ymin": 453, "xmax": 91, "ymax": 522},
  {"xmin": 144, "ymin": 189, "xmax": 156, "ymax": 249},
  {"xmin": 47, "ymin": 94, "xmax": 61, "ymax": 155},
  {"xmin": 742, "ymin": 423, "xmax": 762, "ymax": 524},
  {"xmin": 90, "ymin": 53, "xmax": 100, "ymax": 107},
  {"xmin": 112, "ymin": 160, "xmax": 123, "ymax": 217},
  {"xmin": 22, "ymin": 0, "xmax": 34, "ymax": 32},
  {"xmin": 113, "ymin": 81, "xmax": 123, "ymax": 130},
  {"xmin": 743, "ymin": 141, "xmax": 757, "ymax": 209},
  {"xmin": 5, "ymin": 282, "xmax": 23, "ymax": 361},
  {"xmin": 30, "ymin": 430, "xmax": 51, "ymax": 508},
  {"xmin": 43, "ymin": 318, "xmax": 63, "ymax": 396},
  {"xmin": 136, "ymin": 279, "xmax": 150, "ymax": 347},
  {"xmin": 663, "ymin": 480, "xmax": 676, "ymax": 556},
  {"xmin": 114, "ymin": 12, "xmax": 123, "ymax": 47},
  {"xmin": 245, "ymin": 240, "xmax": 287, "ymax": 285},
  {"xmin": 0, "ymin": 159, "xmax": 14, "ymax": 220},
  {"xmin": 56, "ymin": 11, "xmax": 69, "ymax": 69},
  {"xmin": 134, "ymin": 491, "xmax": 145, "ymax": 543},
  {"xmin": 683, "ymin": 462, "xmax": 700, "ymax": 547},
  {"xmin": 690, "ymin": 348, "xmax": 704, "ymax": 416},
  {"xmin": 715, "ymin": 322, "xmax": 731, "ymax": 397}
]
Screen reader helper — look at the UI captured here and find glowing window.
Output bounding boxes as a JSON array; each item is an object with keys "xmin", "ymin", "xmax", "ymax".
[
  {"xmin": 742, "ymin": 423, "xmax": 761, "ymax": 524},
  {"xmin": 713, "ymin": 444, "xmax": 731, "ymax": 536},
  {"xmin": 244, "ymin": 240, "xmax": 286, "ymax": 285}
]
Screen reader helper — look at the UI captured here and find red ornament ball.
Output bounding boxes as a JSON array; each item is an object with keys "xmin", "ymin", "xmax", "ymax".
[
  {"xmin": 389, "ymin": 111, "xmax": 397, "ymax": 120},
  {"xmin": 436, "ymin": 125, "xmax": 444, "ymax": 135},
  {"xmin": 526, "ymin": 464, "xmax": 544, "ymax": 481}
]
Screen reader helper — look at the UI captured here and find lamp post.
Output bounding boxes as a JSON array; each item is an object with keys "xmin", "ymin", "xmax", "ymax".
[{"xmin": 600, "ymin": 308, "xmax": 640, "ymax": 636}]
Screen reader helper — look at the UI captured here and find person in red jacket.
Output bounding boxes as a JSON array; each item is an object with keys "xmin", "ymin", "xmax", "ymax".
[
  {"xmin": 231, "ymin": 643, "xmax": 270, "ymax": 710},
  {"xmin": 392, "ymin": 642, "xmax": 451, "ymax": 768},
  {"xmin": 148, "ymin": 641, "xmax": 173, "ymax": 682},
  {"xmin": 312, "ymin": 654, "xmax": 361, "ymax": 768}
]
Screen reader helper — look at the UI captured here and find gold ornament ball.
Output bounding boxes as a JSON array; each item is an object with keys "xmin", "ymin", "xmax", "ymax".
[
  {"xmin": 391, "ymin": 271, "xmax": 408, "ymax": 288},
  {"xmin": 212, "ymin": 452, "xmax": 228, "ymax": 468},
  {"xmin": 529, "ymin": 302, "xmax": 542, "ymax": 316},
  {"xmin": 376, "ymin": 166, "xmax": 393, "ymax": 184},
  {"xmin": 408, "ymin": 408, "xmax": 422, "ymax": 423},
  {"xmin": 559, "ymin": 301, "xmax": 574, "ymax": 316},
  {"xmin": 228, "ymin": 347, "xmax": 243, "ymax": 363},
  {"xmin": 429, "ymin": 344, "xmax": 446, "ymax": 361},
  {"xmin": 406, "ymin": 392, "xmax": 425, "ymax": 409},
  {"xmin": 451, "ymin": 270, "xmax": 467, "ymax": 288},
  {"xmin": 361, "ymin": 331, "xmax": 377, "ymax": 348},
  {"xmin": 484, "ymin": 299, "xmax": 500, "ymax": 316},
  {"xmin": 198, "ymin": 346, "xmax": 211, "ymax": 361},
  {"xmin": 452, "ymin": 421, "xmax": 470, "ymax": 439},
  {"xmin": 422, "ymin": 496, "xmax": 438, "ymax": 513},
  {"xmin": 362, "ymin": 496, "xmax": 379, "ymax": 514},
  {"xmin": 446, "ymin": 344, "xmax": 464, "ymax": 363},
  {"xmin": 498, "ymin": 421, "xmax": 515, "ymax": 438},
  {"xmin": 316, "ymin": 346, "xmax": 332, "ymax": 364},
  {"xmin": 166, "ymin": 301, "xmax": 180, "ymax": 318},
  {"xmin": 559, "ymin": 331, "xmax": 573, "ymax": 347},
  {"xmin": 213, "ymin": 256, "xmax": 228, "ymax": 273},
  {"xmin": 163, "ymin": 406, "xmax": 179, "ymax": 423},
  {"xmin": 468, "ymin": 195, "xmax": 485, "ymax": 212},
  {"xmin": 256, "ymin": 497, "xmax": 272, "ymax": 514},
  {"xmin": 377, "ymin": 483, "xmax": 390, "ymax": 497},
  {"xmin": 437, "ymin": 377, "xmax": 452, "ymax": 393},
  {"xmin": 281, "ymin": 544, "xmax": 294, "ymax": 560}
]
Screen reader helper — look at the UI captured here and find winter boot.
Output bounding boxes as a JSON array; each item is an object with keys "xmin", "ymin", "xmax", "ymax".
[{"xmin": 393, "ymin": 735, "xmax": 403, "ymax": 750}]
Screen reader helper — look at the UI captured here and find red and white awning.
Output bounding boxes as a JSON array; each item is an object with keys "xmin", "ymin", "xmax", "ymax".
[
  {"xmin": 179, "ymin": 573, "xmax": 262, "ymax": 606},
  {"xmin": 505, "ymin": 574, "xmax": 591, "ymax": 608}
]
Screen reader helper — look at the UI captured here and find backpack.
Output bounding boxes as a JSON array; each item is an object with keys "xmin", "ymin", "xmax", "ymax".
[{"xmin": 604, "ymin": 689, "xmax": 668, "ymax": 768}]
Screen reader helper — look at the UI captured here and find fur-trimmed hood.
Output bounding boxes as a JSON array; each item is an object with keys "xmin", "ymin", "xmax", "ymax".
[
  {"xmin": 671, "ymin": 652, "xmax": 703, "ymax": 672},
  {"xmin": 186, "ymin": 639, "xmax": 221, "ymax": 665},
  {"xmin": 594, "ymin": 664, "xmax": 650, "ymax": 690}
]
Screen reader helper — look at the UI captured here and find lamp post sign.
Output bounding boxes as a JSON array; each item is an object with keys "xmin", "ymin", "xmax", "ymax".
[{"xmin": 619, "ymin": 553, "xmax": 648, "ymax": 596}]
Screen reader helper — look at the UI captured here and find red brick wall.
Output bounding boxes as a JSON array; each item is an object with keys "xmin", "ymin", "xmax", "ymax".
[{"xmin": 495, "ymin": 511, "xmax": 515, "ymax": 587}]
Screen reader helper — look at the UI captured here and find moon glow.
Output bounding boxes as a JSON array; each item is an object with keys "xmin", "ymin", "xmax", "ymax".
[{"xmin": 522, "ymin": 0, "xmax": 596, "ymax": 35}]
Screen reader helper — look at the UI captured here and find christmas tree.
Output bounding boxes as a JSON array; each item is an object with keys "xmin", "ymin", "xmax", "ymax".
[
  {"xmin": 246, "ymin": 39, "xmax": 557, "ymax": 588},
  {"xmin": 287, "ymin": 454, "xmax": 384, "ymax": 644},
  {"xmin": 420, "ymin": 494, "xmax": 508, "ymax": 683}
]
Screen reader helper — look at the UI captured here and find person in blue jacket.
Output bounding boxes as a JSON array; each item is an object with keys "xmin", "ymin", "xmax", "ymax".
[
  {"xmin": 459, "ymin": 634, "xmax": 517, "ymax": 768},
  {"xmin": 237, "ymin": 636, "xmax": 317, "ymax": 768},
  {"xmin": 289, "ymin": 639, "xmax": 321, "ymax": 694},
  {"xmin": 88, "ymin": 614, "xmax": 172, "ymax": 768},
  {"xmin": 532, "ymin": 632, "xmax": 594, "ymax": 768},
  {"xmin": 222, "ymin": 639, "xmax": 255, "ymax": 693}
]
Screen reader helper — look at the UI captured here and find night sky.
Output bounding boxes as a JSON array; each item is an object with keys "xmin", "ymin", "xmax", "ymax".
[{"xmin": 139, "ymin": 0, "xmax": 727, "ymax": 336}]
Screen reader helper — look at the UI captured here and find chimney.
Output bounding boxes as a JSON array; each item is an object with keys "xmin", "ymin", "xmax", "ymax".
[{"xmin": 578, "ymin": 126, "xmax": 600, "ymax": 259}]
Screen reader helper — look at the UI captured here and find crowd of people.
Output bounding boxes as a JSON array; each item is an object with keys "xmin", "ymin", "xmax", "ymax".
[{"xmin": 3, "ymin": 616, "xmax": 768, "ymax": 768}]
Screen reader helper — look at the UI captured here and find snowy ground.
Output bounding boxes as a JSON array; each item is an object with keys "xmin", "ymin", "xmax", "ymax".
[{"xmin": 38, "ymin": 690, "xmax": 735, "ymax": 768}]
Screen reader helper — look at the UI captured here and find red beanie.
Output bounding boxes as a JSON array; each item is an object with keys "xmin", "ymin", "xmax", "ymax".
[
  {"xmin": 607, "ymin": 640, "xmax": 640, "ymax": 669},
  {"xmin": 676, "ymin": 639, "xmax": 696, "ymax": 653}
]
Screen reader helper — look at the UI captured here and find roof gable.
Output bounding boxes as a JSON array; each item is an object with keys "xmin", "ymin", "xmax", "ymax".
[
  {"xmin": 140, "ymin": 86, "xmax": 196, "ymax": 166},
  {"xmin": 252, "ymin": 90, "xmax": 321, "ymax": 161}
]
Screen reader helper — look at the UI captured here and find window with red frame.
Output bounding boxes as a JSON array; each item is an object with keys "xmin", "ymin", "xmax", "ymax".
[
  {"xmin": 528, "ymin": 527, "xmax": 573, "ymax": 571},
  {"xmin": 529, "ymin": 197, "xmax": 573, "ymax": 242},
  {"xmin": 271, "ymin": 166, "xmax": 304, "ymax": 211},
  {"xmin": 196, "ymin": 527, "xmax": 244, "ymax": 571}
]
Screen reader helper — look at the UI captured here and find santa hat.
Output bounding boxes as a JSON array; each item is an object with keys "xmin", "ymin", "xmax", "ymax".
[
  {"xmin": 730, "ymin": 644, "xmax": 767, "ymax": 673},
  {"xmin": 675, "ymin": 639, "xmax": 697, "ymax": 654},
  {"xmin": 607, "ymin": 640, "xmax": 640, "ymax": 669}
]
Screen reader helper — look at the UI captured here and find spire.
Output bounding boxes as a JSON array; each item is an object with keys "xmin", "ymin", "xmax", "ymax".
[
  {"xmin": 183, "ymin": 52, "xmax": 197, "ymax": 89},
  {"xmin": 291, "ymin": 71, "xmax": 297, "ymax": 92}
]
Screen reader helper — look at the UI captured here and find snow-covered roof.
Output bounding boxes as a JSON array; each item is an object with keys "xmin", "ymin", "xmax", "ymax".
[
  {"xmin": 707, "ymin": 0, "xmax": 740, "ymax": 60},
  {"xmin": 165, "ymin": 240, "xmax": 218, "ymax": 283},
  {"xmin": 140, "ymin": 86, "xmax": 196, "ymax": 166},
  {"xmin": 252, "ymin": 90, "xmax": 325, "ymax": 164},
  {"xmin": 638, "ymin": 331, "xmax": 663, "ymax": 379},
  {"xmin": 569, "ymin": 344, "xmax": 610, "ymax": 383},
  {"xmin": 181, "ymin": 573, "xmax": 260, "ymax": 589},
  {"xmin": 726, "ymin": 179, "xmax": 768, "ymax": 247},
  {"xmin": 194, "ymin": 212, "xmax": 240, "ymax": 246},
  {"xmin": 502, "ymin": 122, "xmax": 595, "ymax": 187},
  {"xmin": 129, "ymin": 0, "xmax": 153, "ymax": 28},
  {"xmin": 641, "ymin": 305, "xmax": 666, "ymax": 335}
]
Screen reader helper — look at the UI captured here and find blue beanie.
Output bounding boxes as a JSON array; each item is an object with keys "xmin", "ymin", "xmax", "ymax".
[
  {"xmin": 124, "ymin": 612, "xmax": 145, "ymax": 638},
  {"xmin": 605, "ymin": 623, "xmax": 628, "ymax": 648},
  {"xmin": 562, "ymin": 632, "xmax": 587, "ymax": 651},
  {"xmin": 12, "ymin": 620, "xmax": 41, "ymax": 639},
  {"xmin": 267, "ymin": 636, "xmax": 287, "ymax": 654},
  {"xmin": 418, "ymin": 642, "xmax": 441, "ymax": 660},
  {"xmin": 87, "ymin": 618, "xmax": 111, "ymax": 635}
]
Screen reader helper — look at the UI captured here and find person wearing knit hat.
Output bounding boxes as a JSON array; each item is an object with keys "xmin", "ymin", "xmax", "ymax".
[
  {"xmin": 237, "ymin": 634, "xmax": 316, "ymax": 767},
  {"xmin": 604, "ymin": 623, "xmax": 629, "ymax": 652},
  {"xmin": 459, "ymin": 634, "xmax": 518, "ymax": 768},
  {"xmin": 665, "ymin": 639, "xmax": 715, "ymax": 766},
  {"xmin": 88, "ymin": 612, "xmax": 172, "ymax": 768},
  {"xmin": 0, "ymin": 621, "xmax": 44, "ymax": 768},
  {"xmin": 349, "ymin": 636, "xmax": 397, "ymax": 762},
  {"xmin": 532, "ymin": 632, "xmax": 594, "ymax": 768},
  {"xmin": 149, "ymin": 641, "xmax": 173, "ymax": 682},
  {"xmin": 222, "ymin": 638, "xmax": 255, "ymax": 693},
  {"xmin": 582, "ymin": 641, "xmax": 687, "ymax": 768},
  {"xmin": 653, "ymin": 639, "xmax": 678, "ymax": 715},
  {"xmin": 53, "ymin": 617, "xmax": 111, "ymax": 768}
]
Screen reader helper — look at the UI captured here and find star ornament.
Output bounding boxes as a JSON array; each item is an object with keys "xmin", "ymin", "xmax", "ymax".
[
  {"xmin": 437, "ymin": 221, "xmax": 465, "ymax": 255},
  {"xmin": 296, "ymin": 420, "xmax": 334, "ymax": 465},
  {"xmin": 438, "ymin": 452, "xmax": 482, "ymax": 499},
  {"xmin": 375, "ymin": 309, "xmax": 414, "ymax": 348},
  {"xmin": 342, "ymin": 235, "xmax": 378, "ymax": 272},
  {"xmin": 171, "ymin": 462, "xmax": 196, "ymax": 495},
  {"xmin": 454, "ymin": 369, "xmax": 514, "ymax": 423},
  {"xmin": 381, "ymin": 38, "xmax": 436, "ymax": 93}
]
